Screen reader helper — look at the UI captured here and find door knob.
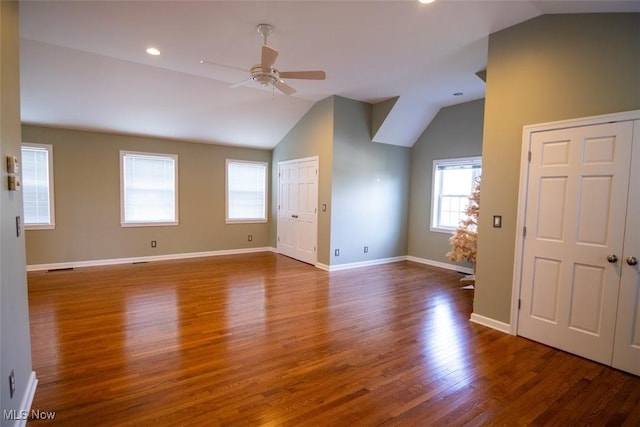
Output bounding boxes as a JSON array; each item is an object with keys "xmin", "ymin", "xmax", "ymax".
[
  {"xmin": 626, "ymin": 256, "xmax": 638, "ymax": 266},
  {"xmin": 607, "ymin": 254, "xmax": 618, "ymax": 263}
]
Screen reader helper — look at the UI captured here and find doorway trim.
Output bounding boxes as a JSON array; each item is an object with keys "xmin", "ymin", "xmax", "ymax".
[{"xmin": 510, "ymin": 109, "xmax": 640, "ymax": 334}]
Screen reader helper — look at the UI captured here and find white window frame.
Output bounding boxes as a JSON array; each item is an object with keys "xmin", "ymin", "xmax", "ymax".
[
  {"xmin": 22, "ymin": 143, "xmax": 56, "ymax": 230},
  {"xmin": 120, "ymin": 151, "xmax": 179, "ymax": 227},
  {"xmin": 226, "ymin": 159, "xmax": 268, "ymax": 224},
  {"xmin": 431, "ymin": 156, "xmax": 482, "ymax": 233}
]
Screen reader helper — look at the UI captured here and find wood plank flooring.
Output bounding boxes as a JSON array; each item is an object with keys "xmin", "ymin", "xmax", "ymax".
[{"xmin": 26, "ymin": 253, "xmax": 640, "ymax": 426}]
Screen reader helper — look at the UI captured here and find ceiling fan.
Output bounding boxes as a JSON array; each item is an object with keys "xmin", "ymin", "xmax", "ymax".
[{"xmin": 201, "ymin": 24, "xmax": 326, "ymax": 95}]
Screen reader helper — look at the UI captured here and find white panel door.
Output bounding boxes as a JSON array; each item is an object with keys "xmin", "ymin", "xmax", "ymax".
[
  {"xmin": 278, "ymin": 162, "xmax": 297, "ymax": 258},
  {"xmin": 518, "ymin": 121, "xmax": 634, "ymax": 365},
  {"xmin": 277, "ymin": 158, "xmax": 318, "ymax": 265},
  {"xmin": 612, "ymin": 121, "xmax": 640, "ymax": 376}
]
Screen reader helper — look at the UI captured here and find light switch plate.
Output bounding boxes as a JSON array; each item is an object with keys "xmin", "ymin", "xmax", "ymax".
[
  {"xmin": 6, "ymin": 155, "xmax": 19, "ymax": 173},
  {"xmin": 8, "ymin": 175, "xmax": 20, "ymax": 191}
]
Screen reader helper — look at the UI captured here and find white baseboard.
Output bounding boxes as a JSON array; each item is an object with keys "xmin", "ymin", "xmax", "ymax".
[
  {"xmin": 26, "ymin": 247, "xmax": 273, "ymax": 272},
  {"xmin": 27, "ymin": 251, "xmax": 476, "ymax": 279},
  {"xmin": 9, "ymin": 371, "xmax": 38, "ymax": 427},
  {"xmin": 320, "ymin": 256, "xmax": 407, "ymax": 272},
  {"xmin": 470, "ymin": 313, "xmax": 513, "ymax": 334},
  {"xmin": 405, "ymin": 256, "xmax": 474, "ymax": 275},
  {"xmin": 315, "ymin": 262, "xmax": 330, "ymax": 271}
]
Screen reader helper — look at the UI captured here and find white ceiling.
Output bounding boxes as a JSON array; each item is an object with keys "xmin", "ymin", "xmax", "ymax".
[{"xmin": 19, "ymin": 1, "xmax": 640, "ymax": 149}]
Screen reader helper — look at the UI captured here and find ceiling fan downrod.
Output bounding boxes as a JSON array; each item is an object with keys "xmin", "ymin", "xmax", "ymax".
[{"xmin": 256, "ymin": 23, "xmax": 273, "ymax": 45}]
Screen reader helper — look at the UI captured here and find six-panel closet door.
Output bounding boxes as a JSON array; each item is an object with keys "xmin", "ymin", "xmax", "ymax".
[{"xmin": 517, "ymin": 116, "xmax": 639, "ymax": 376}]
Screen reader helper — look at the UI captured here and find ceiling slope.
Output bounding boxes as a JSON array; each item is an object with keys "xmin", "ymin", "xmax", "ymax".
[{"xmin": 19, "ymin": 1, "xmax": 640, "ymax": 149}]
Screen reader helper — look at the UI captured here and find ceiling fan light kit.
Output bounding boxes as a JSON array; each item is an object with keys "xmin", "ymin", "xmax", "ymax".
[{"xmin": 250, "ymin": 65, "xmax": 275, "ymax": 86}]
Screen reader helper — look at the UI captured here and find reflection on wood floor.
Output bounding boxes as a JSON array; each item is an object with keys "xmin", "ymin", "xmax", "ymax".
[{"xmin": 27, "ymin": 253, "xmax": 640, "ymax": 425}]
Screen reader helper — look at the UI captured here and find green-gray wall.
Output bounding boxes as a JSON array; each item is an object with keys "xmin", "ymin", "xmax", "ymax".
[
  {"xmin": 408, "ymin": 99, "xmax": 484, "ymax": 267},
  {"xmin": 271, "ymin": 96, "xmax": 411, "ymax": 266},
  {"xmin": 475, "ymin": 13, "xmax": 640, "ymax": 323},
  {"xmin": 331, "ymin": 96, "xmax": 410, "ymax": 265},
  {"xmin": 1, "ymin": 0, "xmax": 34, "ymax": 421},
  {"xmin": 22, "ymin": 126, "xmax": 272, "ymax": 266},
  {"xmin": 270, "ymin": 96, "xmax": 334, "ymax": 265}
]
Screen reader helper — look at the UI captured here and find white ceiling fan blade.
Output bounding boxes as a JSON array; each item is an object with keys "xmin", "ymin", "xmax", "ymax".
[
  {"xmin": 278, "ymin": 70, "xmax": 326, "ymax": 80},
  {"xmin": 273, "ymin": 80, "xmax": 296, "ymax": 95},
  {"xmin": 229, "ymin": 78, "xmax": 252, "ymax": 89},
  {"xmin": 200, "ymin": 60, "xmax": 247, "ymax": 73},
  {"xmin": 261, "ymin": 45, "xmax": 279, "ymax": 69}
]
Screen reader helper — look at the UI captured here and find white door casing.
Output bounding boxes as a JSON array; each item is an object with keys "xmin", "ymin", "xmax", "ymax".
[
  {"xmin": 512, "ymin": 110, "xmax": 640, "ymax": 376},
  {"xmin": 277, "ymin": 157, "xmax": 318, "ymax": 265},
  {"xmin": 612, "ymin": 121, "xmax": 640, "ymax": 375}
]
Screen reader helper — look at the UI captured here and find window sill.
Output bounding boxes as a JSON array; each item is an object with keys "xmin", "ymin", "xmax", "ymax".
[
  {"xmin": 430, "ymin": 226, "xmax": 456, "ymax": 234},
  {"xmin": 226, "ymin": 219, "xmax": 268, "ymax": 224},
  {"xmin": 25, "ymin": 224, "xmax": 55, "ymax": 231},
  {"xmin": 121, "ymin": 221, "xmax": 179, "ymax": 228}
]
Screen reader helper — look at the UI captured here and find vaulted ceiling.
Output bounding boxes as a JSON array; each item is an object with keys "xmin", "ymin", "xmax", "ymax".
[{"xmin": 19, "ymin": 1, "xmax": 640, "ymax": 149}]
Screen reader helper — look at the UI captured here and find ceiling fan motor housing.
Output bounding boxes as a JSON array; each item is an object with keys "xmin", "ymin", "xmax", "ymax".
[{"xmin": 250, "ymin": 65, "xmax": 279, "ymax": 86}]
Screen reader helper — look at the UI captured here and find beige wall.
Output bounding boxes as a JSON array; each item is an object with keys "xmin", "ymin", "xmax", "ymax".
[
  {"xmin": 408, "ymin": 99, "xmax": 484, "ymax": 267},
  {"xmin": 475, "ymin": 13, "xmax": 640, "ymax": 323},
  {"xmin": 22, "ymin": 125, "xmax": 272, "ymax": 266},
  {"xmin": 1, "ymin": 0, "xmax": 34, "ymax": 417}
]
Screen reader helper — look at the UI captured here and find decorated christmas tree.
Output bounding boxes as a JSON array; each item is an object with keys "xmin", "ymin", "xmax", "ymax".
[{"xmin": 446, "ymin": 176, "xmax": 480, "ymax": 285}]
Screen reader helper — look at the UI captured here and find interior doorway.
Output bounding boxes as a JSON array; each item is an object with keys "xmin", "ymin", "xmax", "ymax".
[{"xmin": 277, "ymin": 157, "xmax": 319, "ymax": 265}]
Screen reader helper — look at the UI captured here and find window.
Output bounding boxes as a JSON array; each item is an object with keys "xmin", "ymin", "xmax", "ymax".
[
  {"xmin": 120, "ymin": 151, "xmax": 178, "ymax": 226},
  {"xmin": 431, "ymin": 156, "xmax": 481, "ymax": 232},
  {"xmin": 22, "ymin": 143, "xmax": 55, "ymax": 229},
  {"xmin": 226, "ymin": 160, "xmax": 267, "ymax": 223}
]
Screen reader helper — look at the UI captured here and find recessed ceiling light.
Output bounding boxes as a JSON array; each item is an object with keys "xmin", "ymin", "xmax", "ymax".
[
  {"xmin": 418, "ymin": 0, "xmax": 435, "ymax": 4},
  {"xmin": 146, "ymin": 47, "xmax": 160, "ymax": 56}
]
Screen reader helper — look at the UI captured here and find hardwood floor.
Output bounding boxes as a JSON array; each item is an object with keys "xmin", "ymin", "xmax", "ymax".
[{"xmin": 27, "ymin": 253, "xmax": 640, "ymax": 426}]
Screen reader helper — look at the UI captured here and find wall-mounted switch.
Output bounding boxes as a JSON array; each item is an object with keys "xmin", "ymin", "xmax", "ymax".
[
  {"xmin": 8, "ymin": 175, "xmax": 20, "ymax": 191},
  {"xmin": 248, "ymin": 234, "xmax": 253, "ymax": 242},
  {"xmin": 151, "ymin": 240, "xmax": 157, "ymax": 248},
  {"xmin": 493, "ymin": 215, "xmax": 502, "ymax": 228},
  {"xmin": 6, "ymin": 155, "xmax": 19, "ymax": 173},
  {"xmin": 334, "ymin": 249, "xmax": 340, "ymax": 256},
  {"xmin": 322, "ymin": 204, "xmax": 327, "ymax": 212},
  {"xmin": 364, "ymin": 246, "xmax": 369, "ymax": 253}
]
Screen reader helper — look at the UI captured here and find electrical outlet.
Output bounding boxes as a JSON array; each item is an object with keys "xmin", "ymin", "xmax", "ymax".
[
  {"xmin": 364, "ymin": 246, "xmax": 369, "ymax": 253},
  {"xmin": 248, "ymin": 235, "xmax": 253, "ymax": 242},
  {"xmin": 335, "ymin": 249, "xmax": 340, "ymax": 256},
  {"xmin": 9, "ymin": 369, "xmax": 15, "ymax": 399},
  {"xmin": 151, "ymin": 240, "xmax": 157, "ymax": 248}
]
